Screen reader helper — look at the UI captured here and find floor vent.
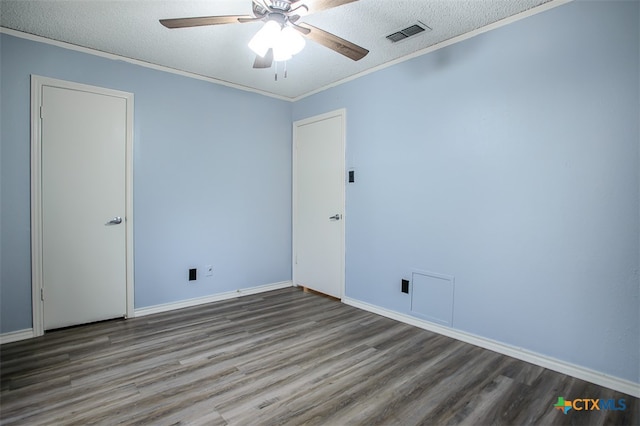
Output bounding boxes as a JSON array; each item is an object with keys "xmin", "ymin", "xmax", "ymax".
[{"xmin": 386, "ymin": 22, "xmax": 431, "ymax": 43}]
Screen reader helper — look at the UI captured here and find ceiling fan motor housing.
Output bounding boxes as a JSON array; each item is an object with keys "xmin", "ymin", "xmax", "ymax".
[
  {"xmin": 270, "ymin": 1, "xmax": 293, "ymax": 11},
  {"xmin": 268, "ymin": 13, "xmax": 288, "ymax": 26}
]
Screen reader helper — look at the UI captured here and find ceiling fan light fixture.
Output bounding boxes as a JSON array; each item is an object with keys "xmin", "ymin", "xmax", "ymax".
[
  {"xmin": 248, "ymin": 19, "xmax": 281, "ymax": 57},
  {"xmin": 280, "ymin": 25, "xmax": 305, "ymax": 55},
  {"xmin": 272, "ymin": 25, "xmax": 303, "ymax": 61},
  {"xmin": 273, "ymin": 45, "xmax": 293, "ymax": 62}
]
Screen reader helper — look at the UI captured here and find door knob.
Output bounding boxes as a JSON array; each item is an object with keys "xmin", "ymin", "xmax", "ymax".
[
  {"xmin": 106, "ymin": 216, "xmax": 122, "ymax": 225},
  {"xmin": 329, "ymin": 214, "xmax": 341, "ymax": 221}
]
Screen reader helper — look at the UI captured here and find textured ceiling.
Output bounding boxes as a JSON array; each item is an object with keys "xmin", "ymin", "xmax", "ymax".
[{"xmin": 0, "ymin": 0, "xmax": 561, "ymax": 100}]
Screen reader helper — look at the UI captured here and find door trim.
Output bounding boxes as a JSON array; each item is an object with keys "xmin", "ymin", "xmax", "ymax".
[
  {"xmin": 292, "ymin": 108, "xmax": 346, "ymax": 299},
  {"xmin": 30, "ymin": 75, "xmax": 135, "ymax": 336}
]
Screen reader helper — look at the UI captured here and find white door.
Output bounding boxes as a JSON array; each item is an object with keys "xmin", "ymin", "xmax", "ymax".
[
  {"xmin": 40, "ymin": 83, "xmax": 129, "ymax": 330},
  {"xmin": 293, "ymin": 109, "xmax": 345, "ymax": 299}
]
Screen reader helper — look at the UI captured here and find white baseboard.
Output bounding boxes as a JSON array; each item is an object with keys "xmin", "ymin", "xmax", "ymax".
[
  {"xmin": 134, "ymin": 280, "xmax": 294, "ymax": 317},
  {"xmin": 0, "ymin": 328, "xmax": 35, "ymax": 344},
  {"xmin": 342, "ymin": 297, "xmax": 640, "ymax": 398}
]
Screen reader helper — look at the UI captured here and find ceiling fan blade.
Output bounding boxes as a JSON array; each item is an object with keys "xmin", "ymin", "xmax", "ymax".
[
  {"xmin": 253, "ymin": 48, "xmax": 274, "ymax": 68},
  {"xmin": 238, "ymin": 16, "xmax": 265, "ymax": 23},
  {"xmin": 290, "ymin": 22, "xmax": 311, "ymax": 35},
  {"xmin": 296, "ymin": 23, "xmax": 368, "ymax": 61},
  {"xmin": 291, "ymin": 0, "xmax": 358, "ymax": 16},
  {"xmin": 160, "ymin": 15, "xmax": 253, "ymax": 29}
]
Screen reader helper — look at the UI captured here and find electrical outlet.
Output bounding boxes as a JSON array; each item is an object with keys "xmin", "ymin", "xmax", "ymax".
[{"xmin": 205, "ymin": 265, "xmax": 213, "ymax": 276}]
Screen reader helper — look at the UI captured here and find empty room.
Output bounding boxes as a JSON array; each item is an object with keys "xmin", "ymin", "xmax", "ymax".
[{"xmin": 0, "ymin": 0, "xmax": 638, "ymax": 424}]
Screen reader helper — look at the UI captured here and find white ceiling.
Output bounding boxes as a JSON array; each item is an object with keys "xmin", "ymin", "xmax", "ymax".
[{"xmin": 0, "ymin": 0, "xmax": 561, "ymax": 100}]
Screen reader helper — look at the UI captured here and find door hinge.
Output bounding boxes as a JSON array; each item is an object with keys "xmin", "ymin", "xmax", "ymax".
[
  {"xmin": 40, "ymin": 106, "xmax": 43, "ymax": 119},
  {"xmin": 40, "ymin": 287, "xmax": 44, "ymax": 301}
]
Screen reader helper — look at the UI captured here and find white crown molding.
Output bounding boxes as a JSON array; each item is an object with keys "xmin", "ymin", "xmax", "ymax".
[
  {"xmin": 3, "ymin": 0, "xmax": 572, "ymax": 102},
  {"xmin": 0, "ymin": 27, "xmax": 291, "ymax": 102},
  {"xmin": 343, "ymin": 296, "xmax": 640, "ymax": 398},
  {"xmin": 291, "ymin": 0, "xmax": 573, "ymax": 101}
]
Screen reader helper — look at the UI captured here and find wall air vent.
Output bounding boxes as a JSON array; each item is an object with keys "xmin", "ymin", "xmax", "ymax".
[{"xmin": 386, "ymin": 22, "xmax": 431, "ymax": 43}]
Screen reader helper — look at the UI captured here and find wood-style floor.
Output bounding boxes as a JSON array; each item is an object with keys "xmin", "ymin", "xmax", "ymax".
[{"xmin": 1, "ymin": 287, "xmax": 637, "ymax": 425}]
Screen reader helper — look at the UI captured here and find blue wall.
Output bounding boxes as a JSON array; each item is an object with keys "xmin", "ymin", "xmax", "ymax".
[
  {"xmin": 294, "ymin": 0, "xmax": 639, "ymax": 383},
  {"xmin": 0, "ymin": 34, "xmax": 293, "ymax": 332}
]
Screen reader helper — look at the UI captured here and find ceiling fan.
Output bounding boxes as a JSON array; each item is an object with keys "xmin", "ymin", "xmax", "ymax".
[{"xmin": 160, "ymin": 0, "xmax": 369, "ymax": 72}]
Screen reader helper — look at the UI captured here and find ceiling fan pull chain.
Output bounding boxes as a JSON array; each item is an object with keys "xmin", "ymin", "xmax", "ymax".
[
  {"xmin": 284, "ymin": 61, "xmax": 288, "ymax": 78},
  {"xmin": 275, "ymin": 62, "xmax": 278, "ymax": 81}
]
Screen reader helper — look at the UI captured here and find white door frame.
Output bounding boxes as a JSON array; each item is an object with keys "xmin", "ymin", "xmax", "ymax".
[
  {"xmin": 30, "ymin": 75, "xmax": 135, "ymax": 336},
  {"xmin": 292, "ymin": 108, "xmax": 346, "ymax": 299}
]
